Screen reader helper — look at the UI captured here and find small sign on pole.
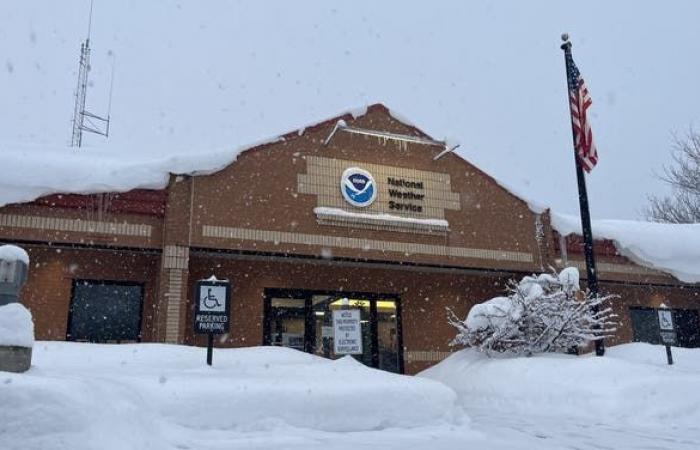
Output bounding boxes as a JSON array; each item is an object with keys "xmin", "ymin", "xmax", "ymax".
[
  {"xmin": 194, "ymin": 277, "xmax": 230, "ymax": 366},
  {"xmin": 332, "ymin": 309, "xmax": 363, "ymax": 355},
  {"xmin": 658, "ymin": 309, "xmax": 674, "ymax": 331},
  {"xmin": 657, "ymin": 306, "xmax": 675, "ymax": 365}
]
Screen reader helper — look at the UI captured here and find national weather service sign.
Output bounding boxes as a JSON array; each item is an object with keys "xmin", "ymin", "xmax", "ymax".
[{"xmin": 340, "ymin": 167, "xmax": 376, "ymax": 207}]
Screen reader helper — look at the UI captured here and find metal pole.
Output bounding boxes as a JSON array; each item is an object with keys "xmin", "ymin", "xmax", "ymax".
[
  {"xmin": 665, "ymin": 345, "xmax": 674, "ymax": 365},
  {"xmin": 206, "ymin": 333, "xmax": 214, "ymax": 366},
  {"xmin": 561, "ymin": 35, "xmax": 604, "ymax": 356}
]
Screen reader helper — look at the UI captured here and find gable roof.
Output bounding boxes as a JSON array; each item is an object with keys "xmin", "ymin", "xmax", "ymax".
[
  {"xmin": 0, "ymin": 103, "xmax": 538, "ymax": 212},
  {"xmin": 1, "ymin": 104, "xmax": 698, "ymax": 284}
]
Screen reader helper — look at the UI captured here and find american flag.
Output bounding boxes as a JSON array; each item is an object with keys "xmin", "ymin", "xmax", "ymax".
[{"xmin": 566, "ymin": 53, "xmax": 598, "ymax": 172}]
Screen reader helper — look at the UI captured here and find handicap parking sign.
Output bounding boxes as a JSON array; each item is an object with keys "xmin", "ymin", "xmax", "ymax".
[
  {"xmin": 199, "ymin": 285, "xmax": 227, "ymax": 312},
  {"xmin": 194, "ymin": 278, "xmax": 230, "ymax": 334}
]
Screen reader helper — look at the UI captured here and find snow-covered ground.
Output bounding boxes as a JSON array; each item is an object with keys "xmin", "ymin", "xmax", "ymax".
[{"xmin": 1, "ymin": 342, "xmax": 699, "ymax": 450}]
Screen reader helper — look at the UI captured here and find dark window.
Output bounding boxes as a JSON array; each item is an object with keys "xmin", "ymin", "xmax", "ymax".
[
  {"xmin": 629, "ymin": 308, "xmax": 660, "ymax": 345},
  {"xmin": 67, "ymin": 280, "xmax": 144, "ymax": 342},
  {"xmin": 674, "ymin": 309, "xmax": 700, "ymax": 348},
  {"xmin": 629, "ymin": 307, "xmax": 700, "ymax": 348}
]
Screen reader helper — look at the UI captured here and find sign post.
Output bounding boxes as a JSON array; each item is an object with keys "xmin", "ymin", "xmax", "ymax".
[
  {"xmin": 194, "ymin": 276, "xmax": 231, "ymax": 366},
  {"xmin": 332, "ymin": 303, "xmax": 363, "ymax": 356},
  {"xmin": 658, "ymin": 304, "xmax": 675, "ymax": 365}
]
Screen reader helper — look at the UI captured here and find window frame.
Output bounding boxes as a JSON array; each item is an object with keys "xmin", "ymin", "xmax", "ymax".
[{"xmin": 67, "ymin": 279, "xmax": 145, "ymax": 343}]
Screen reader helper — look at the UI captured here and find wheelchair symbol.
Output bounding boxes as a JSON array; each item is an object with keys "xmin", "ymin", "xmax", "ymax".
[{"xmin": 202, "ymin": 288, "xmax": 222, "ymax": 310}]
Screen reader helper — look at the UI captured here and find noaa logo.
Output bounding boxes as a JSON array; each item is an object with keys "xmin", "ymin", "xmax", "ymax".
[{"xmin": 341, "ymin": 167, "xmax": 377, "ymax": 207}]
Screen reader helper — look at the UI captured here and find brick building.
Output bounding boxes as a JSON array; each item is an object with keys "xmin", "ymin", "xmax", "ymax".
[{"xmin": 1, "ymin": 104, "xmax": 698, "ymax": 374}]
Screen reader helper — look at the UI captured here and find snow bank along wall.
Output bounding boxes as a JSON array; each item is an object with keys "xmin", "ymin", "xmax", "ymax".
[{"xmin": 1, "ymin": 104, "xmax": 698, "ymax": 373}]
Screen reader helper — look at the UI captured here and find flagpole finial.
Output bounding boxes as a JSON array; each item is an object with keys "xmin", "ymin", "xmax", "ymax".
[{"xmin": 560, "ymin": 33, "xmax": 572, "ymax": 51}]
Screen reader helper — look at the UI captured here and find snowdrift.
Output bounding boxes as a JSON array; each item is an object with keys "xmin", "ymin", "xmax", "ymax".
[
  {"xmin": 0, "ymin": 342, "xmax": 459, "ymax": 450},
  {"xmin": 421, "ymin": 343, "xmax": 700, "ymax": 429}
]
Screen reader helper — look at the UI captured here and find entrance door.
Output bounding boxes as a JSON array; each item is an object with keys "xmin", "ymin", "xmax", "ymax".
[
  {"xmin": 265, "ymin": 295, "xmax": 308, "ymax": 352},
  {"xmin": 67, "ymin": 280, "xmax": 144, "ymax": 342},
  {"xmin": 264, "ymin": 290, "xmax": 403, "ymax": 373}
]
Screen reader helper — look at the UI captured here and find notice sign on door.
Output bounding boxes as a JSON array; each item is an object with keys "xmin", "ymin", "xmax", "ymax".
[
  {"xmin": 332, "ymin": 309, "xmax": 363, "ymax": 355},
  {"xmin": 194, "ymin": 279, "xmax": 230, "ymax": 334}
]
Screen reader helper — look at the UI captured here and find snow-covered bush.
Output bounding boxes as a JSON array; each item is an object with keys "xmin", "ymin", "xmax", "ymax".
[{"xmin": 448, "ymin": 268, "xmax": 617, "ymax": 356}]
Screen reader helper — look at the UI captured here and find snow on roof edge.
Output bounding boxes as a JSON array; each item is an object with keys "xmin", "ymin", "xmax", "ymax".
[
  {"xmin": 551, "ymin": 212, "xmax": 700, "ymax": 284},
  {"xmin": 0, "ymin": 104, "xmax": 386, "ymax": 209}
]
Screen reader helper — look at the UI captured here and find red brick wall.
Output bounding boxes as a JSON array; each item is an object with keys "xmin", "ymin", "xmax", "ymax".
[
  {"xmin": 186, "ymin": 254, "xmax": 511, "ymax": 374},
  {"xmin": 18, "ymin": 246, "xmax": 160, "ymax": 341}
]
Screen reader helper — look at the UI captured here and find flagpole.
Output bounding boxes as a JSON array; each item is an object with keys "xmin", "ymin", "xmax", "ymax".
[{"xmin": 560, "ymin": 34, "xmax": 605, "ymax": 356}]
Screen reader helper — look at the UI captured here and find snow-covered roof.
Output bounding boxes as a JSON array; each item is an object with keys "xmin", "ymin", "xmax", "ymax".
[
  {"xmin": 0, "ymin": 104, "xmax": 423, "ymax": 209},
  {"xmin": 0, "ymin": 105, "xmax": 697, "ymax": 284},
  {"xmin": 552, "ymin": 212, "xmax": 700, "ymax": 284},
  {"xmin": 0, "ymin": 109, "xmax": 341, "ymax": 208}
]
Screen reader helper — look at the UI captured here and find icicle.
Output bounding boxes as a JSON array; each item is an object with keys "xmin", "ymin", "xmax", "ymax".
[{"xmin": 534, "ymin": 214, "xmax": 546, "ymax": 271}]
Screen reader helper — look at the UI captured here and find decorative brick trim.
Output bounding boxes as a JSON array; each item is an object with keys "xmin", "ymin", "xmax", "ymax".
[
  {"xmin": 0, "ymin": 213, "xmax": 152, "ymax": 237},
  {"xmin": 564, "ymin": 260, "xmax": 665, "ymax": 277},
  {"xmin": 405, "ymin": 350, "xmax": 453, "ymax": 363},
  {"xmin": 164, "ymin": 269, "xmax": 184, "ymax": 343},
  {"xmin": 201, "ymin": 225, "xmax": 534, "ymax": 263},
  {"xmin": 163, "ymin": 245, "xmax": 189, "ymax": 270}
]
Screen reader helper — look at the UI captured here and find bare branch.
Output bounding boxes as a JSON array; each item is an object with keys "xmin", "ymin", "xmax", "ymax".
[{"xmin": 647, "ymin": 130, "xmax": 700, "ymax": 223}]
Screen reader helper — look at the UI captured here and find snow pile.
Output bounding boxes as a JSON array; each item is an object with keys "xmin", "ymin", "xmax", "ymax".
[
  {"xmin": 421, "ymin": 343, "xmax": 700, "ymax": 428},
  {"xmin": 0, "ymin": 303, "xmax": 34, "ymax": 348},
  {"xmin": 0, "ymin": 245, "xmax": 29, "ymax": 265},
  {"xmin": 552, "ymin": 212, "xmax": 700, "ymax": 283},
  {"xmin": 0, "ymin": 343, "xmax": 460, "ymax": 449}
]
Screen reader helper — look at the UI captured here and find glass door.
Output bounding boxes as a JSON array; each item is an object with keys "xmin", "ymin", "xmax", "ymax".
[
  {"xmin": 376, "ymin": 299, "xmax": 400, "ymax": 373},
  {"xmin": 264, "ymin": 289, "xmax": 404, "ymax": 373},
  {"xmin": 265, "ymin": 295, "xmax": 308, "ymax": 352}
]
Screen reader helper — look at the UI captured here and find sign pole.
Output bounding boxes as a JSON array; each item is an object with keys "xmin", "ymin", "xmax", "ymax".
[
  {"xmin": 658, "ymin": 304, "xmax": 675, "ymax": 365},
  {"xmin": 560, "ymin": 34, "xmax": 604, "ymax": 356},
  {"xmin": 206, "ymin": 333, "xmax": 214, "ymax": 366}
]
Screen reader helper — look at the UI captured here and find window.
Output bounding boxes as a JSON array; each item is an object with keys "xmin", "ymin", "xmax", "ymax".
[
  {"xmin": 675, "ymin": 309, "xmax": 700, "ymax": 348},
  {"xmin": 264, "ymin": 289, "xmax": 404, "ymax": 373},
  {"xmin": 629, "ymin": 307, "xmax": 700, "ymax": 348},
  {"xmin": 629, "ymin": 308, "xmax": 660, "ymax": 345},
  {"xmin": 67, "ymin": 280, "xmax": 144, "ymax": 342}
]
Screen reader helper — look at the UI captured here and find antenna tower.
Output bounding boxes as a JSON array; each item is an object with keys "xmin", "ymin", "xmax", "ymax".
[{"xmin": 71, "ymin": 0, "xmax": 112, "ymax": 148}]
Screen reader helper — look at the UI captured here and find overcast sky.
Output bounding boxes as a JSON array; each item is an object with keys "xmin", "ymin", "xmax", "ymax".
[{"xmin": 2, "ymin": 1, "xmax": 699, "ymax": 219}]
